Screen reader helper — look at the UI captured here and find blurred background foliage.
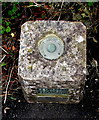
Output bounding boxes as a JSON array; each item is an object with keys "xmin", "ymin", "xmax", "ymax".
[{"xmin": 1, "ymin": 2, "xmax": 99, "ymax": 114}]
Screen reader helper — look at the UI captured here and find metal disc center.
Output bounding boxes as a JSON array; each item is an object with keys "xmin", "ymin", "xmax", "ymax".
[{"xmin": 47, "ymin": 43, "xmax": 56, "ymax": 53}]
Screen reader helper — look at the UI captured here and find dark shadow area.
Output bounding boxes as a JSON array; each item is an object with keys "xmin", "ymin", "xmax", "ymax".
[{"xmin": 2, "ymin": 100, "xmax": 99, "ymax": 120}]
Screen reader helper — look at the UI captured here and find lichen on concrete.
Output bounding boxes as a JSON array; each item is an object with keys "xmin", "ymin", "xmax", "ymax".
[{"xmin": 18, "ymin": 21, "xmax": 86, "ymax": 103}]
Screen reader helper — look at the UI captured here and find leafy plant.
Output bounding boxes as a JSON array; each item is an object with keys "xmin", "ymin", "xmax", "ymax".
[
  {"xmin": 0, "ymin": 62, "xmax": 6, "ymax": 67},
  {"xmin": 0, "ymin": 25, "xmax": 5, "ymax": 34},
  {"xmin": 8, "ymin": 4, "xmax": 18, "ymax": 16},
  {"xmin": 5, "ymin": 21, "xmax": 11, "ymax": 26},
  {"xmin": 88, "ymin": 2, "xmax": 94, "ymax": 6},
  {"xmin": 6, "ymin": 26, "xmax": 11, "ymax": 33},
  {"xmin": 0, "ymin": 19, "xmax": 11, "ymax": 34}
]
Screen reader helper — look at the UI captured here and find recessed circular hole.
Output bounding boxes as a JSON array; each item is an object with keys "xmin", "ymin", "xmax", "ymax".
[
  {"xmin": 67, "ymin": 37, "xmax": 71, "ymax": 43},
  {"xmin": 58, "ymin": 53, "xmax": 60, "ymax": 55}
]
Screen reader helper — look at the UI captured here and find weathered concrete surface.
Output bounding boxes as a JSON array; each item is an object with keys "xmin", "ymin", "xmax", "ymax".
[{"xmin": 18, "ymin": 21, "xmax": 86, "ymax": 103}]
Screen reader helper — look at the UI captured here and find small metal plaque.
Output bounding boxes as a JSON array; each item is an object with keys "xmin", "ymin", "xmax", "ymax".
[{"xmin": 37, "ymin": 88, "xmax": 69, "ymax": 94}]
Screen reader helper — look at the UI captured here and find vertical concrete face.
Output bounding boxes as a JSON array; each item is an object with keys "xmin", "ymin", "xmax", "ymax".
[{"xmin": 18, "ymin": 21, "xmax": 86, "ymax": 103}]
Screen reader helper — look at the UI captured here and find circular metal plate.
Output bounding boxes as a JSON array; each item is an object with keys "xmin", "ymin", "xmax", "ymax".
[{"xmin": 38, "ymin": 34, "xmax": 64, "ymax": 60}]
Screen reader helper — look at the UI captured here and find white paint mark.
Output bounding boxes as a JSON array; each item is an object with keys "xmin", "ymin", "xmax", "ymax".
[{"xmin": 76, "ymin": 36, "xmax": 84, "ymax": 43}]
